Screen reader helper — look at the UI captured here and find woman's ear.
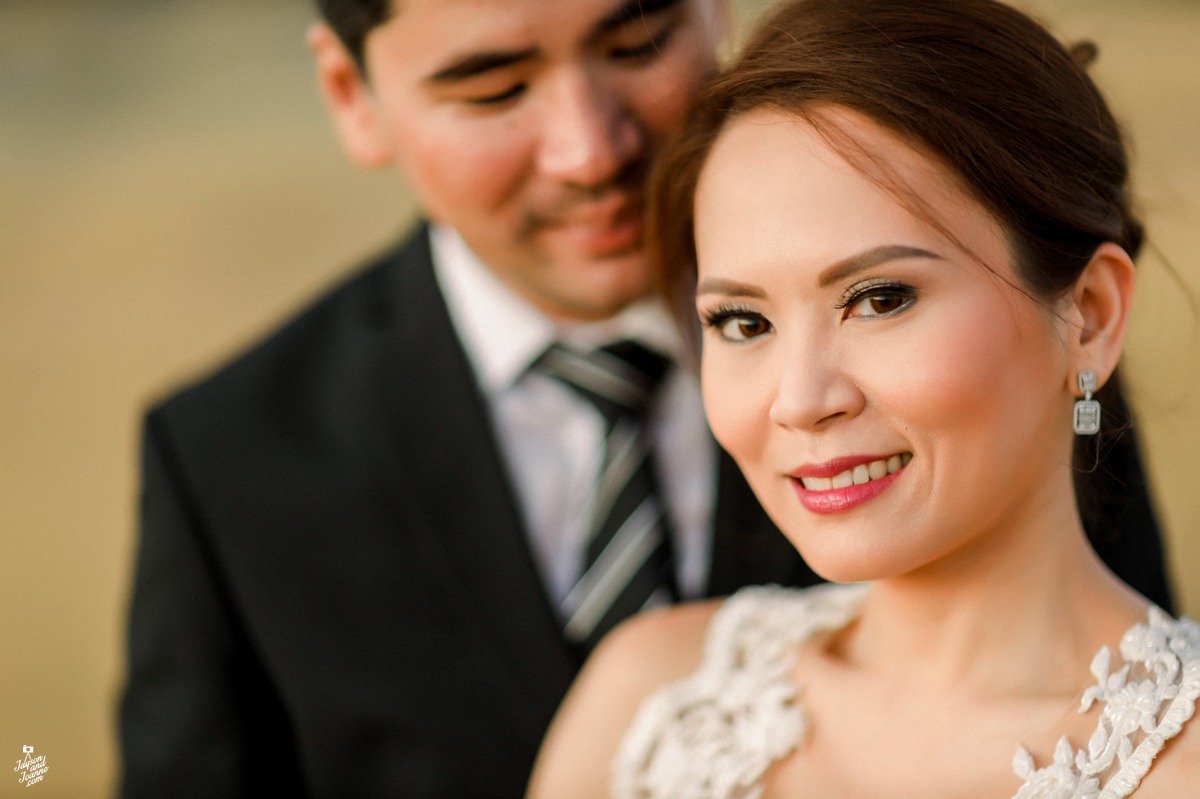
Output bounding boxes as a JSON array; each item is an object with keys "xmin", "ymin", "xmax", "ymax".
[
  {"xmin": 1064, "ymin": 241, "xmax": 1136, "ymax": 392},
  {"xmin": 307, "ymin": 22, "xmax": 394, "ymax": 170}
]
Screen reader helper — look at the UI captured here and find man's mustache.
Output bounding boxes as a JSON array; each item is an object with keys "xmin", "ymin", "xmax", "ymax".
[{"xmin": 518, "ymin": 158, "xmax": 649, "ymax": 237}]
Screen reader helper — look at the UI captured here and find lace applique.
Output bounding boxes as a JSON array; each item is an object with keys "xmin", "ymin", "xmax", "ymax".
[
  {"xmin": 613, "ymin": 587, "xmax": 1199, "ymax": 799},
  {"xmin": 611, "ymin": 583, "xmax": 868, "ymax": 799},
  {"xmin": 1012, "ymin": 608, "xmax": 1200, "ymax": 799}
]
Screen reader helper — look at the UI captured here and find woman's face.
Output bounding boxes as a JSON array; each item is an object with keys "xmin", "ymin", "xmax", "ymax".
[{"xmin": 693, "ymin": 108, "xmax": 1078, "ymax": 582}]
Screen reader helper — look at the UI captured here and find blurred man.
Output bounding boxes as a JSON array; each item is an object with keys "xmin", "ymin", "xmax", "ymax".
[
  {"xmin": 119, "ymin": 2, "xmax": 820, "ymax": 796},
  {"xmin": 118, "ymin": 0, "xmax": 1172, "ymax": 796}
]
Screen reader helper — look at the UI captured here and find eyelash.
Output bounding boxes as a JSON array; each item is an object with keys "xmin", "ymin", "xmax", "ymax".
[
  {"xmin": 465, "ymin": 84, "xmax": 526, "ymax": 106},
  {"xmin": 700, "ymin": 303, "xmax": 771, "ymax": 342},
  {"xmin": 611, "ymin": 23, "xmax": 676, "ymax": 60},
  {"xmin": 699, "ymin": 280, "xmax": 917, "ymax": 342},
  {"xmin": 834, "ymin": 280, "xmax": 918, "ymax": 318}
]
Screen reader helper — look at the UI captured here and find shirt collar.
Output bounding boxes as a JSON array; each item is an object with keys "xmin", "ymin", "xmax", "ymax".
[{"xmin": 430, "ymin": 224, "xmax": 684, "ymax": 395}]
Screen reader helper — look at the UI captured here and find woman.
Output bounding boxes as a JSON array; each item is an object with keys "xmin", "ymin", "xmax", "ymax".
[{"xmin": 526, "ymin": 0, "xmax": 1199, "ymax": 796}]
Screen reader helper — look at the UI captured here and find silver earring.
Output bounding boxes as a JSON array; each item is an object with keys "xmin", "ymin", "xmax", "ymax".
[{"xmin": 1073, "ymin": 369, "xmax": 1100, "ymax": 436}]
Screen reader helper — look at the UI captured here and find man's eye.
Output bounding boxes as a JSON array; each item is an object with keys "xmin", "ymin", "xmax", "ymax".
[
  {"xmin": 464, "ymin": 84, "xmax": 525, "ymax": 106},
  {"xmin": 611, "ymin": 40, "xmax": 657, "ymax": 59},
  {"xmin": 609, "ymin": 22, "xmax": 675, "ymax": 61}
]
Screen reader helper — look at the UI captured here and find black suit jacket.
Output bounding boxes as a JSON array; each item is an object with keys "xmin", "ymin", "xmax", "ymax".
[{"xmin": 118, "ymin": 227, "xmax": 822, "ymax": 798}]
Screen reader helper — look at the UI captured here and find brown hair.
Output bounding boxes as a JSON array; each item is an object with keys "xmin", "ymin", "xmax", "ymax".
[{"xmin": 648, "ymin": 0, "xmax": 1147, "ymax": 544}]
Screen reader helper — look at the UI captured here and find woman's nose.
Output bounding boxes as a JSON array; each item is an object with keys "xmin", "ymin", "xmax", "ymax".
[{"xmin": 767, "ymin": 337, "xmax": 866, "ymax": 431}]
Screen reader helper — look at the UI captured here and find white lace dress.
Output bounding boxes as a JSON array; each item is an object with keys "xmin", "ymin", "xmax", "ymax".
[{"xmin": 612, "ymin": 583, "xmax": 1200, "ymax": 799}]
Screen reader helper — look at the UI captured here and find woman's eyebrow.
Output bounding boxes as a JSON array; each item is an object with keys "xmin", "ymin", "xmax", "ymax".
[
  {"xmin": 817, "ymin": 245, "xmax": 941, "ymax": 288},
  {"xmin": 695, "ymin": 278, "xmax": 766, "ymax": 299},
  {"xmin": 696, "ymin": 246, "xmax": 941, "ymax": 298}
]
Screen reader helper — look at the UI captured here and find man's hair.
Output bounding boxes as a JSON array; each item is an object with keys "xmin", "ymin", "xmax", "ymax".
[{"xmin": 314, "ymin": 0, "xmax": 393, "ymax": 71}]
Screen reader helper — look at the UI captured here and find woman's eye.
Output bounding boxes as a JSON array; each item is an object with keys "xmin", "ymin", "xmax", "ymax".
[
  {"xmin": 720, "ymin": 316, "xmax": 771, "ymax": 341},
  {"xmin": 703, "ymin": 310, "xmax": 772, "ymax": 342},
  {"xmin": 847, "ymin": 292, "xmax": 910, "ymax": 317},
  {"xmin": 840, "ymin": 283, "xmax": 917, "ymax": 319}
]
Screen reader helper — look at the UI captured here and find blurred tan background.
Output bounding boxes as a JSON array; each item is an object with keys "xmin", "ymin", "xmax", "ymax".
[{"xmin": 0, "ymin": 0, "xmax": 1196, "ymax": 795}]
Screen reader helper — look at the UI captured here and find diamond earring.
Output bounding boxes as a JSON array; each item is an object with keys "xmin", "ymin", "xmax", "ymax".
[{"xmin": 1073, "ymin": 369, "xmax": 1101, "ymax": 436}]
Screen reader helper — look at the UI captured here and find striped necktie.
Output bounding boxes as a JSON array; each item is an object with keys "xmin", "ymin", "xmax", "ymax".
[{"xmin": 536, "ymin": 340, "xmax": 678, "ymax": 653}]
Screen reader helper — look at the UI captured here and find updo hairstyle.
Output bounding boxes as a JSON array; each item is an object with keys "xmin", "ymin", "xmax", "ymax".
[{"xmin": 648, "ymin": 0, "xmax": 1152, "ymax": 549}]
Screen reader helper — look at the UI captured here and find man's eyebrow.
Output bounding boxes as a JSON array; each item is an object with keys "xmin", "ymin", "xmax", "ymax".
[
  {"xmin": 596, "ymin": 0, "xmax": 683, "ymax": 35},
  {"xmin": 425, "ymin": 47, "xmax": 538, "ymax": 84},
  {"xmin": 817, "ymin": 245, "xmax": 941, "ymax": 287},
  {"xmin": 424, "ymin": 0, "xmax": 684, "ymax": 84}
]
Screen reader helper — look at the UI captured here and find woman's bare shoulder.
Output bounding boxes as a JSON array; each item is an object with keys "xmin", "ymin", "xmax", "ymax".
[
  {"xmin": 1119, "ymin": 614, "xmax": 1200, "ymax": 796},
  {"xmin": 1132, "ymin": 717, "xmax": 1200, "ymax": 796},
  {"xmin": 595, "ymin": 598, "xmax": 725, "ymax": 684},
  {"xmin": 525, "ymin": 599, "xmax": 724, "ymax": 799}
]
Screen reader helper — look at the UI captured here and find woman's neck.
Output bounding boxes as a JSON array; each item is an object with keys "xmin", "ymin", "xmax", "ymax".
[{"xmin": 835, "ymin": 500, "xmax": 1149, "ymax": 700}]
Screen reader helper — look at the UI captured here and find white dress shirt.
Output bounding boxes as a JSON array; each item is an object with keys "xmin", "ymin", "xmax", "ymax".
[{"xmin": 429, "ymin": 225, "xmax": 717, "ymax": 610}]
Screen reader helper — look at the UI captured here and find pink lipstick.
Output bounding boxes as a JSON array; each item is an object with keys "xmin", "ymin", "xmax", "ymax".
[{"xmin": 789, "ymin": 453, "xmax": 910, "ymax": 514}]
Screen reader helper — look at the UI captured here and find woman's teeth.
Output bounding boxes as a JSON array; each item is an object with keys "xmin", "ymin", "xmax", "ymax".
[{"xmin": 799, "ymin": 453, "xmax": 912, "ymax": 491}]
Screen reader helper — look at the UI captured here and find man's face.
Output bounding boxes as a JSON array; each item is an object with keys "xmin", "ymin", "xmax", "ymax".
[{"xmin": 312, "ymin": 0, "xmax": 724, "ymax": 321}]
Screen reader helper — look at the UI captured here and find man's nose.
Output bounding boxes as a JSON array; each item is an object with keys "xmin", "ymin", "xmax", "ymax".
[{"xmin": 536, "ymin": 68, "xmax": 641, "ymax": 187}]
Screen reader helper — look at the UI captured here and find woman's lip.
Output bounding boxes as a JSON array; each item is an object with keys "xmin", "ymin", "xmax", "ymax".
[
  {"xmin": 789, "ymin": 453, "xmax": 905, "ymax": 479},
  {"xmin": 790, "ymin": 468, "xmax": 904, "ymax": 514}
]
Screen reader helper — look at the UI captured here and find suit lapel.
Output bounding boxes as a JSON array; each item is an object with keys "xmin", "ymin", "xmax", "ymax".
[
  {"xmin": 365, "ymin": 227, "xmax": 578, "ymax": 733},
  {"xmin": 356, "ymin": 227, "xmax": 816, "ymax": 716}
]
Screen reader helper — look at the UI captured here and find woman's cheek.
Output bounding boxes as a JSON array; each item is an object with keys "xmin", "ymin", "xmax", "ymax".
[
  {"xmin": 701, "ymin": 350, "xmax": 772, "ymax": 464},
  {"xmin": 873, "ymin": 296, "xmax": 1007, "ymax": 414},
  {"xmin": 700, "ymin": 353, "xmax": 737, "ymax": 453}
]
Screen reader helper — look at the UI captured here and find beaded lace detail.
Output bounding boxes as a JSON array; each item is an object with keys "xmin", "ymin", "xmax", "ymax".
[
  {"xmin": 1012, "ymin": 606, "xmax": 1200, "ymax": 798},
  {"xmin": 612, "ymin": 585, "xmax": 1200, "ymax": 799},
  {"xmin": 612, "ymin": 583, "xmax": 867, "ymax": 799}
]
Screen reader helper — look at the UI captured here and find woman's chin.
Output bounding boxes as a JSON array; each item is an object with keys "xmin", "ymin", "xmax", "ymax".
[{"xmin": 787, "ymin": 538, "xmax": 932, "ymax": 585}]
